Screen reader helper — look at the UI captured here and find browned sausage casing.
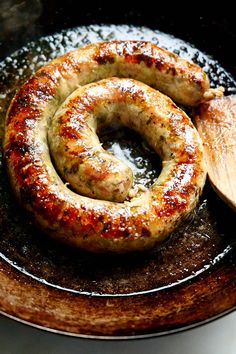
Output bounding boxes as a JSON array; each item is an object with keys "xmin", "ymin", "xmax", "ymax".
[{"xmin": 4, "ymin": 41, "xmax": 207, "ymax": 253}]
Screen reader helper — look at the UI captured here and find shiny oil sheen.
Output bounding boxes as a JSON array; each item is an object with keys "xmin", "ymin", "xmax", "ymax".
[{"xmin": 0, "ymin": 25, "xmax": 236, "ymax": 296}]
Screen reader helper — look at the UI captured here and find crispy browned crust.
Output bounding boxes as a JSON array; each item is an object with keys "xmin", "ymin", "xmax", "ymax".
[{"xmin": 4, "ymin": 41, "xmax": 207, "ymax": 252}]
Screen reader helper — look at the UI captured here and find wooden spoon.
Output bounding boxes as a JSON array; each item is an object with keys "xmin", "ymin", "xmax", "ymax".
[{"xmin": 195, "ymin": 95, "xmax": 236, "ymax": 211}]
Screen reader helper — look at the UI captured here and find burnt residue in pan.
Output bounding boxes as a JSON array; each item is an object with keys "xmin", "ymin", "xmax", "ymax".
[{"xmin": 0, "ymin": 25, "xmax": 236, "ymax": 296}]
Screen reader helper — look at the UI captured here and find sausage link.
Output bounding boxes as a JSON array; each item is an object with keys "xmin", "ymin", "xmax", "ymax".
[{"xmin": 4, "ymin": 41, "xmax": 207, "ymax": 253}]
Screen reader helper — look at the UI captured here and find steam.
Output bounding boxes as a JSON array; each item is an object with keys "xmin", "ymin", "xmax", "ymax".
[{"xmin": 0, "ymin": 0, "xmax": 42, "ymax": 38}]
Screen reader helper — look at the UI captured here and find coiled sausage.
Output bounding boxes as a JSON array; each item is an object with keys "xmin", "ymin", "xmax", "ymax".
[{"xmin": 4, "ymin": 41, "xmax": 208, "ymax": 253}]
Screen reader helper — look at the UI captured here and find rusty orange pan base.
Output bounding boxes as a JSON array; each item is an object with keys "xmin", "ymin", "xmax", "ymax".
[{"xmin": 1, "ymin": 255, "xmax": 236, "ymax": 338}]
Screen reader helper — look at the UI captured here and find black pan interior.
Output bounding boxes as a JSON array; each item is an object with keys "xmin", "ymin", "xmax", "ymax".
[
  {"xmin": 0, "ymin": 2, "xmax": 236, "ymax": 78},
  {"xmin": 0, "ymin": 5, "xmax": 236, "ymax": 297},
  {"xmin": 0, "ymin": 23, "xmax": 236, "ymax": 297}
]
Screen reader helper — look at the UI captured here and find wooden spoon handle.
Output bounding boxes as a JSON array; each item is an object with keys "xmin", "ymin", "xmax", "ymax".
[{"xmin": 195, "ymin": 95, "xmax": 236, "ymax": 211}]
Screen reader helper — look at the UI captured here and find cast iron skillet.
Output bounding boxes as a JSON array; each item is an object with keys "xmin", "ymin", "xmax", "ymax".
[{"xmin": 0, "ymin": 4, "xmax": 236, "ymax": 338}]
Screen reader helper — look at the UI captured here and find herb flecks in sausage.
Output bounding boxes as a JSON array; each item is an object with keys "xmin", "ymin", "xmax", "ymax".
[{"xmin": 4, "ymin": 41, "xmax": 208, "ymax": 253}]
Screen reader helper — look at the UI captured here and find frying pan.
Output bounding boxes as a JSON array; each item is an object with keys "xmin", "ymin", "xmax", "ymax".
[{"xmin": 0, "ymin": 2, "xmax": 236, "ymax": 338}]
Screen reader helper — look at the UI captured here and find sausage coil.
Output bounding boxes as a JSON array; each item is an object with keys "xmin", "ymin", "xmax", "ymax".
[{"xmin": 4, "ymin": 41, "xmax": 208, "ymax": 253}]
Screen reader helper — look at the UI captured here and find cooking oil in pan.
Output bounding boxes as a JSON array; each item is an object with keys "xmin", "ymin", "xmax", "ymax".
[{"xmin": 0, "ymin": 25, "xmax": 236, "ymax": 296}]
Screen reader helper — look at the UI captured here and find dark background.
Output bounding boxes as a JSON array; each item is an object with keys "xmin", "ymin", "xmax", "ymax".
[{"xmin": 0, "ymin": 1, "xmax": 235, "ymax": 77}]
